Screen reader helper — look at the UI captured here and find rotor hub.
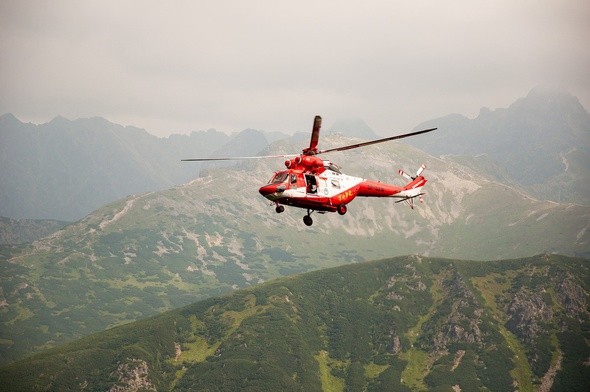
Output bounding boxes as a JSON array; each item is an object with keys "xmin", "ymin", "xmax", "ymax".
[{"xmin": 284, "ymin": 155, "xmax": 325, "ymax": 173}]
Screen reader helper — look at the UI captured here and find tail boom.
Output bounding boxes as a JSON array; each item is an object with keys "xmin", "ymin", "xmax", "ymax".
[{"xmin": 356, "ymin": 175, "xmax": 426, "ymax": 198}]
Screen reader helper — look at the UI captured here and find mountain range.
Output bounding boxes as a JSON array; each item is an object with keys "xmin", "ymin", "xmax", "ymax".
[
  {"xmin": 1, "ymin": 128, "xmax": 588, "ymax": 366},
  {"xmin": 0, "ymin": 114, "xmax": 276, "ymax": 221},
  {"xmin": 1, "ymin": 255, "xmax": 588, "ymax": 391},
  {"xmin": 409, "ymin": 88, "xmax": 590, "ymax": 205},
  {"xmin": 1, "ymin": 88, "xmax": 588, "ymax": 222},
  {"xmin": 0, "ymin": 89, "xmax": 589, "ymax": 388}
]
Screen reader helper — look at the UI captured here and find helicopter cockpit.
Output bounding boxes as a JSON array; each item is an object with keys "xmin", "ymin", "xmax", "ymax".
[
  {"xmin": 268, "ymin": 170, "xmax": 307, "ymax": 190},
  {"xmin": 269, "ymin": 171, "xmax": 289, "ymax": 184}
]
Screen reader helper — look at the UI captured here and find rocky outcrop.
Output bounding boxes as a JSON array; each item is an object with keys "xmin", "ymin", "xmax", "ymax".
[
  {"xmin": 503, "ymin": 264, "xmax": 589, "ymax": 383},
  {"xmin": 389, "ymin": 332, "xmax": 401, "ymax": 354},
  {"xmin": 554, "ymin": 271, "xmax": 589, "ymax": 322},
  {"xmin": 430, "ymin": 270, "xmax": 484, "ymax": 351},
  {"xmin": 506, "ymin": 286, "xmax": 553, "ymax": 345},
  {"xmin": 108, "ymin": 359, "xmax": 156, "ymax": 392}
]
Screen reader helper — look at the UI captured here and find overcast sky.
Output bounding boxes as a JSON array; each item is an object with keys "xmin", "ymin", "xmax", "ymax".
[{"xmin": 1, "ymin": 0, "xmax": 589, "ymax": 137}]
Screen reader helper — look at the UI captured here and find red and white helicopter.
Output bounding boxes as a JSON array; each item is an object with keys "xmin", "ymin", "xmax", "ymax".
[{"xmin": 183, "ymin": 116, "xmax": 435, "ymax": 226}]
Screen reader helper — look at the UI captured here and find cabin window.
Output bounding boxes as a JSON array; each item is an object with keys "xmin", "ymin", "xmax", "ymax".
[{"xmin": 305, "ymin": 174, "xmax": 318, "ymax": 194}]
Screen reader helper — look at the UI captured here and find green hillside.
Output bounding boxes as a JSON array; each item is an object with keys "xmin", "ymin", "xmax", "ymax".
[
  {"xmin": 1, "ymin": 255, "xmax": 588, "ymax": 391},
  {"xmin": 0, "ymin": 216, "xmax": 68, "ymax": 245}
]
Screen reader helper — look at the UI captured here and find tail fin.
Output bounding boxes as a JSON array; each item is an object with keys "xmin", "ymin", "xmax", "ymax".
[{"xmin": 396, "ymin": 164, "xmax": 427, "ymax": 209}]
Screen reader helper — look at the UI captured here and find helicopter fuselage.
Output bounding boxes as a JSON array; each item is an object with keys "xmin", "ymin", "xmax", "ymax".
[{"xmin": 259, "ymin": 165, "xmax": 426, "ymax": 214}]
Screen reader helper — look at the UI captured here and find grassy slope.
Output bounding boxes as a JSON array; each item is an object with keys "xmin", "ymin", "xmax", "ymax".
[{"xmin": 1, "ymin": 254, "xmax": 588, "ymax": 391}]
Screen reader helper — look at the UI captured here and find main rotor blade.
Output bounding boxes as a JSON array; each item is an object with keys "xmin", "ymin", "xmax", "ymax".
[
  {"xmin": 308, "ymin": 115, "xmax": 322, "ymax": 153},
  {"xmin": 181, "ymin": 153, "xmax": 297, "ymax": 162},
  {"xmin": 316, "ymin": 127, "xmax": 437, "ymax": 154}
]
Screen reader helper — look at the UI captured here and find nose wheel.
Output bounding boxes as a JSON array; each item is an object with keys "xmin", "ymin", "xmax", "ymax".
[{"xmin": 303, "ymin": 210, "xmax": 313, "ymax": 226}]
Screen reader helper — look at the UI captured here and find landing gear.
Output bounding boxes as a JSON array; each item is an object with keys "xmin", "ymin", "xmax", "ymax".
[
  {"xmin": 275, "ymin": 204, "xmax": 285, "ymax": 213},
  {"xmin": 337, "ymin": 204, "xmax": 347, "ymax": 215},
  {"xmin": 303, "ymin": 209, "xmax": 313, "ymax": 226}
]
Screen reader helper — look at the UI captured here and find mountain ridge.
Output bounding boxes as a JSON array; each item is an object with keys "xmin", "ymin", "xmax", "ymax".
[
  {"xmin": 409, "ymin": 88, "xmax": 590, "ymax": 204},
  {"xmin": 0, "ymin": 216, "xmax": 68, "ymax": 245},
  {"xmin": 1, "ymin": 254, "xmax": 588, "ymax": 391},
  {"xmin": 1, "ymin": 89, "xmax": 588, "ymax": 373},
  {"xmin": 0, "ymin": 114, "xmax": 269, "ymax": 220}
]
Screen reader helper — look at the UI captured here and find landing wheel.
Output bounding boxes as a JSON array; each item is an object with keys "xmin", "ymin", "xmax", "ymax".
[
  {"xmin": 303, "ymin": 215, "xmax": 313, "ymax": 226},
  {"xmin": 275, "ymin": 205, "xmax": 285, "ymax": 213},
  {"xmin": 337, "ymin": 204, "xmax": 347, "ymax": 215}
]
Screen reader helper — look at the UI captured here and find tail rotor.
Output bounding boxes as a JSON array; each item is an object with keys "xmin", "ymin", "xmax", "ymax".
[
  {"xmin": 398, "ymin": 169, "xmax": 412, "ymax": 180},
  {"xmin": 416, "ymin": 164, "xmax": 426, "ymax": 177},
  {"xmin": 397, "ymin": 164, "xmax": 427, "ymax": 208},
  {"xmin": 398, "ymin": 164, "xmax": 426, "ymax": 181}
]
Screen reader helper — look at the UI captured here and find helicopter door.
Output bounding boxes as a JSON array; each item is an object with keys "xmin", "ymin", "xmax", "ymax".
[{"xmin": 305, "ymin": 174, "xmax": 318, "ymax": 194}]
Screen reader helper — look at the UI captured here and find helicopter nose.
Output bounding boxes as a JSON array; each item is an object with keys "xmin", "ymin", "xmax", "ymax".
[
  {"xmin": 259, "ymin": 184, "xmax": 277, "ymax": 197},
  {"xmin": 259, "ymin": 184, "xmax": 285, "ymax": 197}
]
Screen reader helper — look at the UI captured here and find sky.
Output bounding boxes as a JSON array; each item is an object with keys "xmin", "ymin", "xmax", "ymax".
[{"xmin": 1, "ymin": 0, "xmax": 589, "ymax": 137}]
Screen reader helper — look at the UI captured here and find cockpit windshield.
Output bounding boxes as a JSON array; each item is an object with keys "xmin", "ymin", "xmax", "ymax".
[{"xmin": 269, "ymin": 171, "xmax": 289, "ymax": 184}]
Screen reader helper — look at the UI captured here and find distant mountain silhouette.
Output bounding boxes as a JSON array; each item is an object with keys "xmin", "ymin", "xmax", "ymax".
[
  {"xmin": 408, "ymin": 88, "xmax": 590, "ymax": 204},
  {"xmin": 327, "ymin": 118, "xmax": 380, "ymax": 139},
  {"xmin": 0, "ymin": 115, "xmax": 268, "ymax": 220}
]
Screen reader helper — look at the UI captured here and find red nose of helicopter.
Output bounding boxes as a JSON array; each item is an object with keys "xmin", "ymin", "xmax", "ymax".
[{"xmin": 259, "ymin": 184, "xmax": 286, "ymax": 198}]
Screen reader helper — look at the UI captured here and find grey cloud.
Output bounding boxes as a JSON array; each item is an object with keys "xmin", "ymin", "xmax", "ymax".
[{"xmin": 1, "ymin": 0, "xmax": 589, "ymax": 136}]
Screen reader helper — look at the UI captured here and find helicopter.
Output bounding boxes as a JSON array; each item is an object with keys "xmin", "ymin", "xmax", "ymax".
[{"xmin": 182, "ymin": 116, "xmax": 436, "ymax": 226}]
